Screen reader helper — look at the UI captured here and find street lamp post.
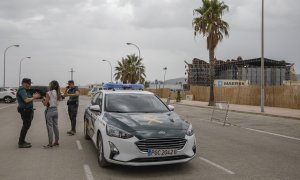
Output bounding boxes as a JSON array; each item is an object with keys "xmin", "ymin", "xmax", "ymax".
[
  {"xmin": 19, "ymin": 57, "xmax": 31, "ymax": 86},
  {"xmin": 3, "ymin": 44, "xmax": 20, "ymax": 88},
  {"xmin": 102, "ymin": 59, "xmax": 112, "ymax": 82},
  {"xmin": 261, "ymin": 0, "xmax": 265, "ymax": 112},
  {"xmin": 126, "ymin": 42, "xmax": 141, "ymax": 83},
  {"xmin": 163, "ymin": 67, "xmax": 167, "ymax": 89}
]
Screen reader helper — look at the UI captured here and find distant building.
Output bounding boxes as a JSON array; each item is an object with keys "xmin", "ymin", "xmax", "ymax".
[{"xmin": 185, "ymin": 57, "xmax": 295, "ymax": 86}]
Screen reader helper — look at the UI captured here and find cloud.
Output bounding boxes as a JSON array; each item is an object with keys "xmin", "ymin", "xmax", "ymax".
[{"xmin": 0, "ymin": 0, "xmax": 299, "ymax": 87}]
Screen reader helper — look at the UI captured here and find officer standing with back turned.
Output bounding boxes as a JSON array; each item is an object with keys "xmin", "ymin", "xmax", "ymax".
[{"xmin": 17, "ymin": 78, "xmax": 40, "ymax": 148}]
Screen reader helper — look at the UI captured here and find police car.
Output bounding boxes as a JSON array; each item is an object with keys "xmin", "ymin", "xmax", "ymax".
[{"xmin": 84, "ymin": 83, "xmax": 196, "ymax": 167}]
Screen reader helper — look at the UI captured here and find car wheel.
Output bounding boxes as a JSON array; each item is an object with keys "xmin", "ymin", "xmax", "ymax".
[
  {"xmin": 97, "ymin": 133, "xmax": 109, "ymax": 167},
  {"xmin": 4, "ymin": 96, "xmax": 13, "ymax": 103},
  {"xmin": 84, "ymin": 119, "xmax": 91, "ymax": 140}
]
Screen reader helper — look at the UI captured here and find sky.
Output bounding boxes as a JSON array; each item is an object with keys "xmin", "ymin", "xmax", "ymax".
[{"xmin": 0, "ymin": 0, "xmax": 299, "ymax": 87}]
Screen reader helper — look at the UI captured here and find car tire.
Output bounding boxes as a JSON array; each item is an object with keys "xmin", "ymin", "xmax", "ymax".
[
  {"xmin": 4, "ymin": 96, "xmax": 13, "ymax": 103},
  {"xmin": 97, "ymin": 132, "xmax": 109, "ymax": 167},
  {"xmin": 84, "ymin": 119, "xmax": 91, "ymax": 140}
]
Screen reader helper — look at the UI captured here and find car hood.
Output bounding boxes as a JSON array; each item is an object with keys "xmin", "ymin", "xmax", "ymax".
[{"xmin": 104, "ymin": 112, "xmax": 190, "ymax": 139}]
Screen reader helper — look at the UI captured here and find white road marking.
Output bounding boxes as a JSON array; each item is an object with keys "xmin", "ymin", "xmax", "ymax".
[
  {"xmin": 83, "ymin": 164, "xmax": 94, "ymax": 180},
  {"xmin": 245, "ymin": 128, "xmax": 300, "ymax": 141},
  {"xmin": 0, "ymin": 104, "xmax": 15, "ymax": 110},
  {"xmin": 76, "ymin": 140, "xmax": 83, "ymax": 150},
  {"xmin": 201, "ymin": 116, "xmax": 300, "ymax": 142},
  {"xmin": 199, "ymin": 157, "xmax": 235, "ymax": 175}
]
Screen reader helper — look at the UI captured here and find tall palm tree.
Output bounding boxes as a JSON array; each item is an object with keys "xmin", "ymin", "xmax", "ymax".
[
  {"xmin": 114, "ymin": 54, "xmax": 146, "ymax": 84},
  {"xmin": 193, "ymin": 0, "xmax": 229, "ymax": 106}
]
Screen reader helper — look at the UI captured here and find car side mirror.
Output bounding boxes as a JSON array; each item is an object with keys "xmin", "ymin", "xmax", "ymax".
[
  {"xmin": 168, "ymin": 105, "xmax": 175, "ymax": 111},
  {"xmin": 89, "ymin": 105, "xmax": 101, "ymax": 112}
]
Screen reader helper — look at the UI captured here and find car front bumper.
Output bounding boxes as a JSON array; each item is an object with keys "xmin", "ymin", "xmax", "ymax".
[{"xmin": 103, "ymin": 135, "xmax": 197, "ymax": 166}]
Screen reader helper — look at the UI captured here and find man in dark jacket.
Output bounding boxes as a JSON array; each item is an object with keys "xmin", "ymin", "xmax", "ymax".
[
  {"xmin": 64, "ymin": 80, "xmax": 80, "ymax": 136},
  {"xmin": 17, "ymin": 78, "xmax": 40, "ymax": 148}
]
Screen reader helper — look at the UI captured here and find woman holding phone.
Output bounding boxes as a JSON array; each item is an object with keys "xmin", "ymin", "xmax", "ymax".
[{"xmin": 42, "ymin": 80, "xmax": 61, "ymax": 148}]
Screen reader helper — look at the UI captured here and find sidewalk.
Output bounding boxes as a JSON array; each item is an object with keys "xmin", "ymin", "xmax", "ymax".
[{"xmin": 162, "ymin": 98, "xmax": 300, "ymax": 120}]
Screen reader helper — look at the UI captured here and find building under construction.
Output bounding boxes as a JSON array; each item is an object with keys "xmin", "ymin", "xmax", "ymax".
[{"xmin": 185, "ymin": 57, "xmax": 295, "ymax": 86}]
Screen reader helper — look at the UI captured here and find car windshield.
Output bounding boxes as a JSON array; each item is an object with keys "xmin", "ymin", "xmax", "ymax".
[{"xmin": 105, "ymin": 93, "xmax": 169, "ymax": 113}]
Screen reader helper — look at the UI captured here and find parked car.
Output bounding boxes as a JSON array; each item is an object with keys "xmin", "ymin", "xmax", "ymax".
[
  {"xmin": 84, "ymin": 83, "xmax": 196, "ymax": 167},
  {"xmin": 30, "ymin": 86, "xmax": 65, "ymax": 100},
  {"xmin": 0, "ymin": 87, "xmax": 17, "ymax": 103},
  {"xmin": 29, "ymin": 86, "xmax": 49, "ymax": 99}
]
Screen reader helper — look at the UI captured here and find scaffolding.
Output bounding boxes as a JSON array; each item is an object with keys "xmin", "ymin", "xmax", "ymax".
[{"xmin": 185, "ymin": 58, "xmax": 293, "ymax": 86}]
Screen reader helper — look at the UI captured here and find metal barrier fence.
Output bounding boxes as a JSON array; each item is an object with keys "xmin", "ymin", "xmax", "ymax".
[{"xmin": 211, "ymin": 101, "xmax": 229, "ymax": 126}]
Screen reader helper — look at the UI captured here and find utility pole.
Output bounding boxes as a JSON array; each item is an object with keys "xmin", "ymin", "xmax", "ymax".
[{"xmin": 69, "ymin": 68, "xmax": 75, "ymax": 80}]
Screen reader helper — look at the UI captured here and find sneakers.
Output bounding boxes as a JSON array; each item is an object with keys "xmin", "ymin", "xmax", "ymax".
[
  {"xmin": 24, "ymin": 141, "xmax": 31, "ymax": 145},
  {"xmin": 67, "ymin": 130, "xmax": 76, "ymax": 136},
  {"xmin": 43, "ymin": 144, "xmax": 53, "ymax": 149}
]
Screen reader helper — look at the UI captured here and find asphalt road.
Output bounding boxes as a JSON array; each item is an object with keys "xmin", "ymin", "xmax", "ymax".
[{"xmin": 0, "ymin": 96, "xmax": 300, "ymax": 180}]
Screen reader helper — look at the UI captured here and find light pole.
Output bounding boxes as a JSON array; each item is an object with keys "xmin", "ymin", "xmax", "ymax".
[
  {"xmin": 261, "ymin": 0, "xmax": 265, "ymax": 112},
  {"xmin": 163, "ymin": 67, "xmax": 167, "ymax": 89},
  {"xmin": 102, "ymin": 59, "xmax": 112, "ymax": 82},
  {"xmin": 19, "ymin": 57, "xmax": 31, "ymax": 86},
  {"xmin": 3, "ymin": 44, "xmax": 20, "ymax": 88},
  {"xmin": 126, "ymin": 42, "xmax": 141, "ymax": 83}
]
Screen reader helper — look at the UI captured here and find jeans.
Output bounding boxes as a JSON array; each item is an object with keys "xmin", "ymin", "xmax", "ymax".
[
  {"xmin": 68, "ymin": 104, "xmax": 78, "ymax": 132},
  {"xmin": 18, "ymin": 108, "xmax": 34, "ymax": 145},
  {"xmin": 45, "ymin": 107, "xmax": 59, "ymax": 144}
]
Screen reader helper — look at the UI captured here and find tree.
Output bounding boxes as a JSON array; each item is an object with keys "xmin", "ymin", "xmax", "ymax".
[
  {"xmin": 193, "ymin": 0, "xmax": 229, "ymax": 106},
  {"xmin": 114, "ymin": 54, "xmax": 146, "ymax": 84}
]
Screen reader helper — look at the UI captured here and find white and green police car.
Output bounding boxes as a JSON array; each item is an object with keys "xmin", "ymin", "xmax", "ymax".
[{"xmin": 84, "ymin": 83, "xmax": 196, "ymax": 167}]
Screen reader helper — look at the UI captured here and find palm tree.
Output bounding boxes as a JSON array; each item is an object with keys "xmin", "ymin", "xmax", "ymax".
[
  {"xmin": 193, "ymin": 0, "xmax": 229, "ymax": 106},
  {"xmin": 114, "ymin": 54, "xmax": 146, "ymax": 84}
]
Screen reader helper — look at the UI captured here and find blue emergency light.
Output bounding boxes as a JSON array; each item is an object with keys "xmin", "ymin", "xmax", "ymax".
[{"xmin": 103, "ymin": 83, "xmax": 144, "ymax": 90}]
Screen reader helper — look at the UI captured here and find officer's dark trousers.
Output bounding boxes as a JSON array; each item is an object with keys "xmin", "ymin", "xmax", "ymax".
[
  {"xmin": 18, "ymin": 108, "xmax": 34, "ymax": 145},
  {"xmin": 68, "ymin": 104, "xmax": 78, "ymax": 132}
]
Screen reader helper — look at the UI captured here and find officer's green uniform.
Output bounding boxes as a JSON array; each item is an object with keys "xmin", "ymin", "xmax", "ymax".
[
  {"xmin": 17, "ymin": 87, "xmax": 34, "ymax": 145},
  {"xmin": 67, "ymin": 86, "xmax": 79, "ymax": 133}
]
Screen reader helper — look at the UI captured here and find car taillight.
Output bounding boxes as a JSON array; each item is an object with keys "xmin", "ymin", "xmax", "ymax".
[{"xmin": 11, "ymin": 92, "xmax": 16, "ymax": 95}]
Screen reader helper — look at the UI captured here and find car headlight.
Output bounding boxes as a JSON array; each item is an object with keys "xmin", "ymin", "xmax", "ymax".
[
  {"xmin": 186, "ymin": 124, "xmax": 194, "ymax": 136},
  {"xmin": 106, "ymin": 124, "xmax": 133, "ymax": 139}
]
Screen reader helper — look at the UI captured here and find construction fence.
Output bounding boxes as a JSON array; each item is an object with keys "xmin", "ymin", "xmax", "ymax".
[{"xmin": 146, "ymin": 85, "xmax": 300, "ymax": 109}]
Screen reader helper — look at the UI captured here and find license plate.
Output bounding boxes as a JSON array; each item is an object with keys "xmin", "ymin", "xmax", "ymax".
[{"xmin": 147, "ymin": 149, "xmax": 177, "ymax": 157}]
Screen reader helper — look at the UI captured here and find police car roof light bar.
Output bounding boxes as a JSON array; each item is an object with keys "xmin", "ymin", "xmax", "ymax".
[{"xmin": 103, "ymin": 83, "xmax": 144, "ymax": 90}]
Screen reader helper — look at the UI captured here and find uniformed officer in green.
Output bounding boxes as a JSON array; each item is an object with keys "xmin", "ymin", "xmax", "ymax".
[
  {"xmin": 64, "ymin": 80, "xmax": 80, "ymax": 136},
  {"xmin": 17, "ymin": 78, "xmax": 40, "ymax": 148}
]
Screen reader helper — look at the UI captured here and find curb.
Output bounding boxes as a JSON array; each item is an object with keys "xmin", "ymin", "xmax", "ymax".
[{"xmin": 172, "ymin": 102, "xmax": 300, "ymax": 121}]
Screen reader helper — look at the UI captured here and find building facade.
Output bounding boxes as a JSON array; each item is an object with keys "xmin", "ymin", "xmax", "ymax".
[{"xmin": 185, "ymin": 57, "xmax": 294, "ymax": 86}]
